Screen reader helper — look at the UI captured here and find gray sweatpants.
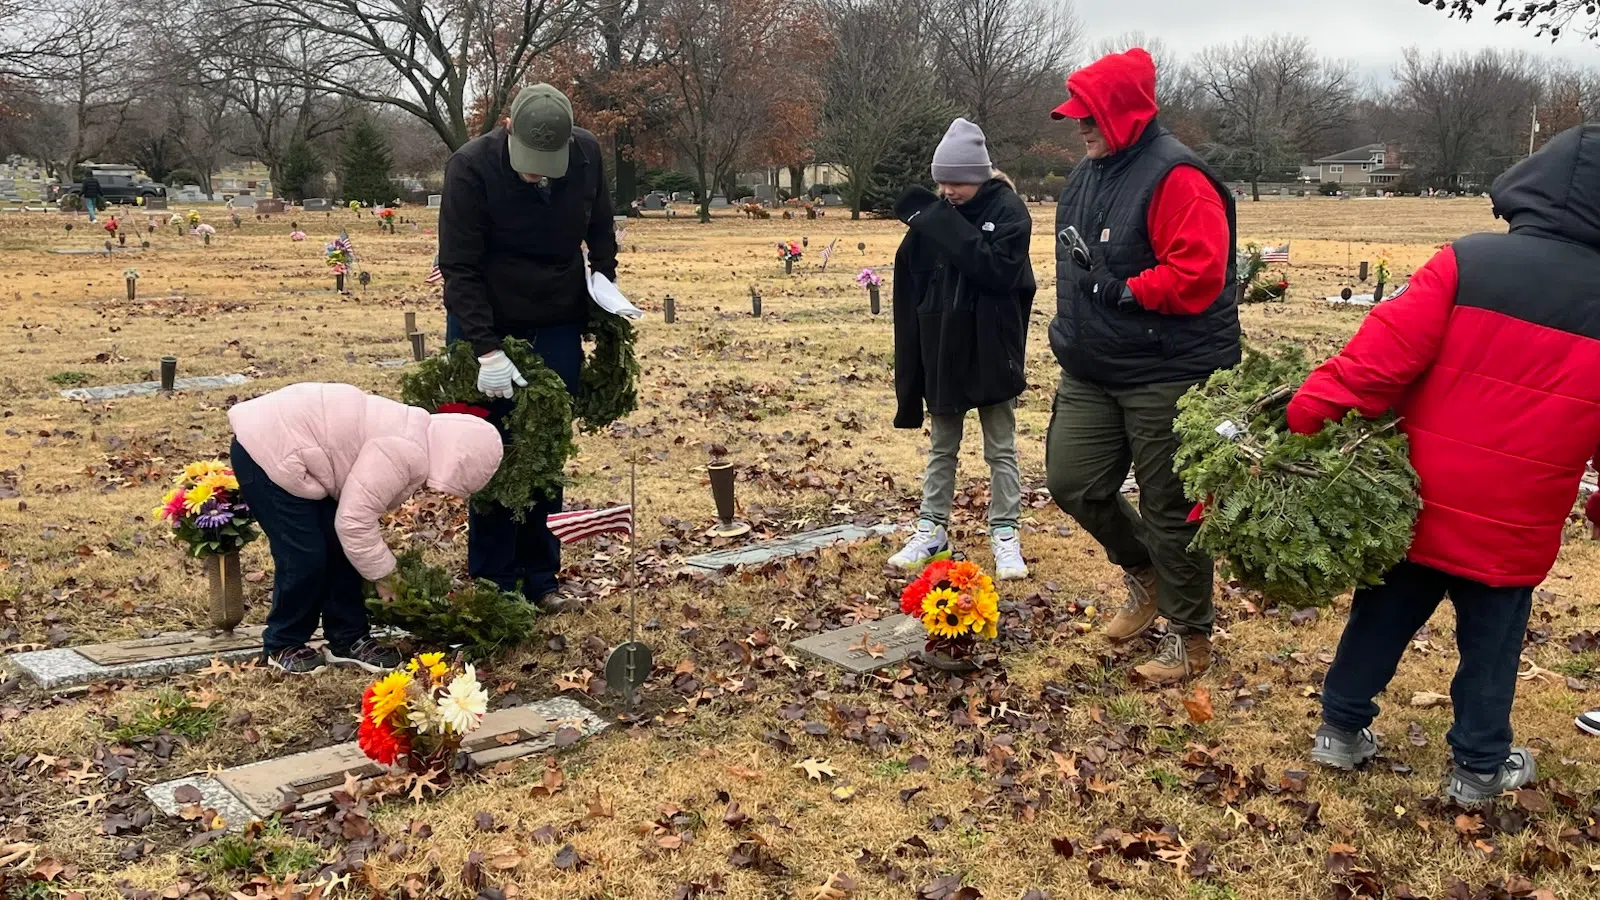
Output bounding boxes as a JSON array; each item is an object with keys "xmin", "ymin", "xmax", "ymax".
[{"xmin": 919, "ymin": 400, "xmax": 1021, "ymax": 529}]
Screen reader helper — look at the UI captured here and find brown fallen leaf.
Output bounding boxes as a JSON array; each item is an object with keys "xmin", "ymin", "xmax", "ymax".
[
  {"xmin": 586, "ymin": 791, "xmax": 615, "ymax": 819},
  {"xmin": 1182, "ymin": 686, "xmax": 1214, "ymax": 724},
  {"xmin": 811, "ymin": 871, "xmax": 857, "ymax": 900},
  {"xmin": 1410, "ymin": 691, "xmax": 1450, "ymax": 708}
]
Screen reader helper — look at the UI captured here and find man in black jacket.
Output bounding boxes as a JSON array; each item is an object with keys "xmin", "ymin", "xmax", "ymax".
[
  {"xmin": 438, "ymin": 83, "xmax": 617, "ymax": 610},
  {"xmin": 889, "ymin": 118, "xmax": 1036, "ymax": 580},
  {"xmin": 81, "ymin": 172, "xmax": 103, "ymax": 222}
]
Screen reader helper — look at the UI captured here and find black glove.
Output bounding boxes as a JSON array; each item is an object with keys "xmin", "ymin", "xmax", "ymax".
[
  {"xmin": 893, "ymin": 185, "xmax": 940, "ymax": 224},
  {"xmin": 1077, "ymin": 258, "xmax": 1137, "ymax": 311}
]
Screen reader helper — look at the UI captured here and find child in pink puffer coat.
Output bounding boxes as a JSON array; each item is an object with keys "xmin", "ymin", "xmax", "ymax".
[{"xmin": 228, "ymin": 383, "xmax": 504, "ymax": 675}]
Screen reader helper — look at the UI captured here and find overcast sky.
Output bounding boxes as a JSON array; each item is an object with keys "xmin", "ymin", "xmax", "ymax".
[{"xmin": 1078, "ymin": 1, "xmax": 1600, "ymax": 83}]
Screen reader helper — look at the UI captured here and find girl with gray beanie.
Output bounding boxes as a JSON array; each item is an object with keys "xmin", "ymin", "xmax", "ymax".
[{"xmin": 887, "ymin": 117, "xmax": 1037, "ymax": 579}]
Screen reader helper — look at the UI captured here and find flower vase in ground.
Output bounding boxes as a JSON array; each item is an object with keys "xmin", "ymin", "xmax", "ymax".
[
  {"xmin": 358, "ymin": 654, "xmax": 488, "ymax": 784},
  {"xmin": 856, "ymin": 268, "xmax": 882, "ymax": 314},
  {"xmin": 205, "ymin": 549, "xmax": 245, "ymax": 633},
  {"xmin": 899, "ymin": 557, "xmax": 1002, "ymax": 674},
  {"xmin": 153, "ymin": 459, "xmax": 260, "ymax": 634}
]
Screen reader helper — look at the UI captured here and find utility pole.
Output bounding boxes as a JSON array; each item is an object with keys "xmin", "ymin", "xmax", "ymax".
[{"xmin": 1529, "ymin": 104, "xmax": 1540, "ymax": 157}]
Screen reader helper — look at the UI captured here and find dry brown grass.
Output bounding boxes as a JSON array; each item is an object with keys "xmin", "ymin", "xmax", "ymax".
[{"xmin": 0, "ymin": 198, "xmax": 1596, "ymax": 900}]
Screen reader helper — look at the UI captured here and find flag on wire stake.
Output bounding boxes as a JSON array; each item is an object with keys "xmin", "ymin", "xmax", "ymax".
[
  {"xmin": 1261, "ymin": 242, "xmax": 1290, "ymax": 264},
  {"xmin": 819, "ymin": 238, "xmax": 838, "ymax": 271},
  {"xmin": 546, "ymin": 504, "xmax": 633, "ymax": 544},
  {"xmin": 424, "ymin": 253, "xmax": 443, "ymax": 285}
]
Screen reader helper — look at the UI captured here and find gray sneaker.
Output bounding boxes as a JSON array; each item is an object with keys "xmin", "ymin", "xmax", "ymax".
[
  {"xmin": 324, "ymin": 636, "xmax": 403, "ymax": 673},
  {"xmin": 1309, "ymin": 723, "xmax": 1378, "ymax": 770},
  {"xmin": 266, "ymin": 645, "xmax": 327, "ymax": 676},
  {"xmin": 1446, "ymin": 748, "xmax": 1536, "ymax": 806}
]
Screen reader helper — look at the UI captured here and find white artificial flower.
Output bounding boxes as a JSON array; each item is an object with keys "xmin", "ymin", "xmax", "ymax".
[{"xmin": 436, "ymin": 665, "xmax": 488, "ymax": 734}]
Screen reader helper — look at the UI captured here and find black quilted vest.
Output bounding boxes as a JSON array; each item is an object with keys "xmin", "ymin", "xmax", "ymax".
[{"xmin": 1049, "ymin": 124, "xmax": 1241, "ymax": 386}]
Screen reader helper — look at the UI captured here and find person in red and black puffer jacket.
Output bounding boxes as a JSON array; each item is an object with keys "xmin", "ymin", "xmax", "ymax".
[{"xmin": 1289, "ymin": 123, "xmax": 1600, "ymax": 805}]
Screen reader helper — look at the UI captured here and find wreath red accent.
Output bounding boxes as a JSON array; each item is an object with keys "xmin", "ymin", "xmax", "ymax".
[{"xmin": 437, "ymin": 402, "xmax": 491, "ymax": 419}]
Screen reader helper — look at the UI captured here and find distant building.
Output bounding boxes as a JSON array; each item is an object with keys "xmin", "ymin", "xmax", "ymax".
[
  {"xmin": 737, "ymin": 163, "xmax": 850, "ymax": 193},
  {"xmin": 1311, "ymin": 143, "xmax": 1412, "ymax": 186}
]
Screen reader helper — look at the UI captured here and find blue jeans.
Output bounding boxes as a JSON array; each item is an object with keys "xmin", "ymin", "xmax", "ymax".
[
  {"xmin": 1321, "ymin": 561, "xmax": 1533, "ymax": 774},
  {"xmin": 231, "ymin": 438, "xmax": 369, "ymax": 654},
  {"xmin": 84, "ymin": 197, "xmax": 97, "ymax": 222},
  {"xmin": 445, "ymin": 318, "xmax": 582, "ymax": 598}
]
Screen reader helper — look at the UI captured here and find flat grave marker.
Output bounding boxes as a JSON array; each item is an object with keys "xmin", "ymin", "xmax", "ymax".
[
  {"xmin": 145, "ymin": 697, "xmax": 607, "ymax": 825},
  {"xmin": 3, "ymin": 626, "xmax": 310, "ymax": 689},
  {"xmin": 792, "ymin": 614, "xmax": 923, "ymax": 674},
  {"xmin": 681, "ymin": 523, "xmax": 894, "ymax": 572},
  {"xmin": 59, "ymin": 372, "xmax": 249, "ymax": 401}
]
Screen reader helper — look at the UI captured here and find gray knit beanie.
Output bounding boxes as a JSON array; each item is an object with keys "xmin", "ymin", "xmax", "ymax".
[{"xmin": 931, "ymin": 117, "xmax": 992, "ymax": 184}]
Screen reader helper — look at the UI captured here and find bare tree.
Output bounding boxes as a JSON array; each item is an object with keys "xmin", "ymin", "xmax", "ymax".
[
  {"xmin": 927, "ymin": 0, "xmax": 1080, "ymax": 166},
  {"xmin": 657, "ymin": 0, "xmax": 829, "ymax": 222},
  {"xmin": 1393, "ymin": 47, "xmax": 1541, "ymax": 190},
  {"xmin": 1193, "ymin": 34, "xmax": 1354, "ymax": 200},
  {"xmin": 233, "ymin": 0, "xmax": 578, "ymax": 150},
  {"xmin": 820, "ymin": 0, "xmax": 952, "ymax": 218},
  {"xmin": 26, "ymin": 0, "xmax": 141, "ymax": 177}
]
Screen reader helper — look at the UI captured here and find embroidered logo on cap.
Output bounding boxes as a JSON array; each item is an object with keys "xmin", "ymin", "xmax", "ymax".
[{"xmin": 982, "ymin": 222, "xmax": 995, "ymax": 232}]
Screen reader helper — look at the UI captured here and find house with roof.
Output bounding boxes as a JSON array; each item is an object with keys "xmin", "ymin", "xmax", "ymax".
[{"xmin": 1311, "ymin": 143, "xmax": 1411, "ymax": 186}]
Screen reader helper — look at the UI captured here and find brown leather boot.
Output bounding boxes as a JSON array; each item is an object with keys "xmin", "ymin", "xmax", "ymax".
[
  {"xmin": 1132, "ymin": 632, "xmax": 1211, "ymax": 685},
  {"xmin": 1103, "ymin": 567, "xmax": 1159, "ymax": 642}
]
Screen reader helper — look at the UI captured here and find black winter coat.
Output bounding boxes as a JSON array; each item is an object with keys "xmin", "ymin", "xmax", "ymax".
[
  {"xmin": 892, "ymin": 179, "xmax": 1036, "ymax": 427},
  {"xmin": 439, "ymin": 126, "xmax": 618, "ymax": 356}
]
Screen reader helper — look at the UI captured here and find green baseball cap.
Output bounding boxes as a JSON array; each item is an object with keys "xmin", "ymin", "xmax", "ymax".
[{"xmin": 507, "ymin": 84, "xmax": 573, "ymax": 178}]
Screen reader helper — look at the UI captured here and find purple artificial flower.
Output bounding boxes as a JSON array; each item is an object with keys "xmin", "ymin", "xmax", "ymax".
[{"xmin": 195, "ymin": 498, "xmax": 234, "ymax": 528}]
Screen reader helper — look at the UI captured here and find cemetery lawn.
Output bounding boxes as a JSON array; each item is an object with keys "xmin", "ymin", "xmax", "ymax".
[{"xmin": 0, "ymin": 200, "xmax": 1597, "ymax": 900}]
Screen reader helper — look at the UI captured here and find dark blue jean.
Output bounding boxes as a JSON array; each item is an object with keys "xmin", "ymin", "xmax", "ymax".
[
  {"xmin": 230, "ymin": 439, "xmax": 368, "ymax": 654},
  {"xmin": 1321, "ymin": 560, "xmax": 1533, "ymax": 774},
  {"xmin": 444, "ymin": 318, "xmax": 582, "ymax": 598}
]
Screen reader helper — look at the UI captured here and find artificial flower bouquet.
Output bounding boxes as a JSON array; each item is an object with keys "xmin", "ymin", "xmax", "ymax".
[
  {"xmin": 778, "ymin": 241, "xmax": 803, "ymax": 263},
  {"xmin": 855, "ymin": 267, "xmax": 881, "ymax": 288},
  {"xmin": 358, "ymin": 652, "xmax": 489, "ymax": 776},
  {"xmin": 153, "ymin": 460, "xmax": 259, "ymax": 557},
  {"xmin": 899, "ymin": 556, "xmax": 1001, "ymax": 665}
]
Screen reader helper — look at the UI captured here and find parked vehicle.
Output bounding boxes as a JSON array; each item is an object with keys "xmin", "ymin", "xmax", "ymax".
[{"xmin": 50, "ymin": 171, "xmax": 167, "ymax": 208}]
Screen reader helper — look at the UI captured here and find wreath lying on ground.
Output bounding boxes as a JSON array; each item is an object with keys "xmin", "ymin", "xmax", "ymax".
[
  {"xmin": 366, "ymin": 550, "xmax": 535, "ymax": 657},
  {"xmin": 1173, "ymin": 342, "xmax": 1421, "ymax": 608},
  {"xmin": 399, "ymin": 309, "xmax": 638, "ymax": 519}
]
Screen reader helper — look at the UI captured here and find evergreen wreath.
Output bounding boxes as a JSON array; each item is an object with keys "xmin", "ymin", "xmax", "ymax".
[
  {"xmin": 366, "ymin": 550, "xmax": 535, "ymax": 657},
  {"xmin": 576, "ymin": 310, "xmax": 639, "ymax": 431},
  {"xmin": 400, "ymin": 337, "xmax": 575, "ymax": 520},
  {"xmin": 1173, "ymin": 342, "xmax": 1421, "ymax": 608}
]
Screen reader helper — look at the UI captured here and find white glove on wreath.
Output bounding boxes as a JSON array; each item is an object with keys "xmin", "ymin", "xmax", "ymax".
[{"xmin": 476, "ymin": 350, "xmax": 527, "ymax": 399}]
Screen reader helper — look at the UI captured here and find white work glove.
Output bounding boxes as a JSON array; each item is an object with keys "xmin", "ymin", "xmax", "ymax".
[{"xmin": 476, "ymin": 350, "xmax": 526, "ymax": 399}]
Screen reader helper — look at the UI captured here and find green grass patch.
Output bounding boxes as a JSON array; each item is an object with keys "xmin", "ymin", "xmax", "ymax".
[
  {"xmin": 1555, "ymin": 652, "xmax": 1600, "ymax": 679},
  {"xmin": 46, "ymin": 371, "xmax": 91, "ymax": 386},
  {"xmin": 109, "ymin": 689, "xmax": 223, "ymax": 743},
  {"xmin": 190, "ymin": 831, "xmax": 321, "ymax": 880},
  {"xmin": 1188, "ymin": 884, "xmax": 1241, "ymax": 900}
]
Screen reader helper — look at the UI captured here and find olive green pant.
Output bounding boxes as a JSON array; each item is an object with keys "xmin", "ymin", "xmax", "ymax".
[{"xmin": 1044, "ymin": 373, "xmax": 1214, "ymax": 635}]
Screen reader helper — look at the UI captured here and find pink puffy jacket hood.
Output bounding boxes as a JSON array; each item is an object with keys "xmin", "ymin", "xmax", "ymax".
[{"xmin": 228, "ymin": 383, "xmax": 503, "ymax": 580}]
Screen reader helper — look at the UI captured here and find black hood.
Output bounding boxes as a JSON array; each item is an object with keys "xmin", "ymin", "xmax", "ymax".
[{"xmin": 1490, "ymin": 123, "xmax": 1600, "ymax": 250}]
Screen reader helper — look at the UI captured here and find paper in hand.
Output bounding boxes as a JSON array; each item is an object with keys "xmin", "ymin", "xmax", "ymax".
[{"xmin": 587, "ymin": 271, "xmax": 643, "ymax": 319}]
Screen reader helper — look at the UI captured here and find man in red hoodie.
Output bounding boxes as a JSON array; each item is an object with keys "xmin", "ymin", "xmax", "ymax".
[
  {"xmin": 1288, "ymin": 124, "xmax": 1600, "ymax": 806},
  {"xmin": 1044, "ymin": 48, "xmax": 1238, "ymax": 684}
]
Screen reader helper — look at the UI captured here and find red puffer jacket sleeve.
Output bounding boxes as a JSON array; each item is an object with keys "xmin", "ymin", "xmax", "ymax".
[{"xmin": 1288, "ymin": 245, "xmax": 1460, "ymax": 435}]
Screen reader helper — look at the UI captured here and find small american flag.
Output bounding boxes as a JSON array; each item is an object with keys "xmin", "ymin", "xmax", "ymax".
[
  {"xmin": 425, "ymin": 254, "xmax": 442, "ymax": 285},
  {"xmin": 614, "ymin": 225, "xmax": 628, "ymax": 244},
  {"xmin": 1261, "ymin": 243, "xmax": 1290, "ymax": 264},
  {"xmin": 546, "ymin": 504, "xmax": 633, "ymax": 544},
  {"xmin": 819, "ymin": 238, "xmax": 838, "ymax": 271}
]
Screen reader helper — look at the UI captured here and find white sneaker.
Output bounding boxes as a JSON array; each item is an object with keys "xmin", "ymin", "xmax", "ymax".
[
  {"xmin": 888, "ymin": 519, "xmax": 948, "ymax": 569},
  {"xmin": 990, "ymin": 526, "xmax": 1028, "ymax": 580}
]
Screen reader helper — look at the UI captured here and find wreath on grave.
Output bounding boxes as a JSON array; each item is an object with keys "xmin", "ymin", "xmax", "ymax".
[
  {"xmin": 365, "ymin": 550, "xmax": 535, "ymax": 658},
  {"xmin": 576, "ymin": 310, "xmax": 639, "ymax": 431},
  {"xmin": 1173, "ymin": 342, "xmax": 1421, "ymax": 608}
]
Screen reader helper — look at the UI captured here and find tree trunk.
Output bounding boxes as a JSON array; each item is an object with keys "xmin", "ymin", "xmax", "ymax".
[
  {"xmin": 788, "ymin": 163, "xmax": 806, "ymax": 198},
  {"xmin": 1251, "ymin": 178, "xmax": 1261, "ymax": 202},
  {"xmin": 613, "ymin": 126, "xmax": 638, "ymax": 209}
]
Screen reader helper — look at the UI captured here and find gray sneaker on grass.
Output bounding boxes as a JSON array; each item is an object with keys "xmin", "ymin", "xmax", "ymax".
[
  {"xmin": 1446, "ymin": 748, "xmax": 1536, "ymax": 807},
  {"xmin": 1309, "ymin": 723, "xmax": 1378, "ymax": 770}
]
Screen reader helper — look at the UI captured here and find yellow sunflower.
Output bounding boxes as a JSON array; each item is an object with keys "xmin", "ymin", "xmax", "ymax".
[
  {"xmin": 923, "ymin": 607, "xmax": 969, "ymax": 639},
  {"xmin": 182, "ymin": 460, "xmax": 229, "ymax": 484},
  {"xmin": 406, "ymin": 652, "xmax": 449, "ymax": 681},
  {"xmin": 921, "ymin": 587, "xmax": 959, "ymax": 618},
  {"xmin": 182, "ymin": 482, "xmax": 215, "ymax": 512},
  {"xmin": 196, "ymin": 471, "xmax": 239, "ymax": 495},
  {"xmin": 367, "ymin": 670, "xmax": 412, "ymax": 726}
]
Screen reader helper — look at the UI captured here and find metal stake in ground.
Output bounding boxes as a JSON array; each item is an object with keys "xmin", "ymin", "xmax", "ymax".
[
  {"xmin": 664, "ymin": 294, "xmax": 676, "ymax": 324},
  {"xmin": 409, "ymin": 332, "xmax": 426, "ymax": 361},
  {"xmin": 750, "ymin": 286, "xmax": 762, "ymax": 317},
  {"xmin": 604, "ymin": 452, "xmax": 651, "ymax": 708},
  {"xmin": 404, "ymin": 311, "xmax": 416, "ymax": 336},
  {"xmin": 706, "ymin": 457, "xmax": 751, "ymax": 538},
  {"xmin": 159, "ymin": 356, "xmax": 177, "ymax": 392}
]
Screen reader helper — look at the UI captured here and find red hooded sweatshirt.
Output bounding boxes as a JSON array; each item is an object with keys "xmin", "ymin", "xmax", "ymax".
[{"xmin": 1054, "ymin": 49, "xmax": 1231, "ymax": 315}]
